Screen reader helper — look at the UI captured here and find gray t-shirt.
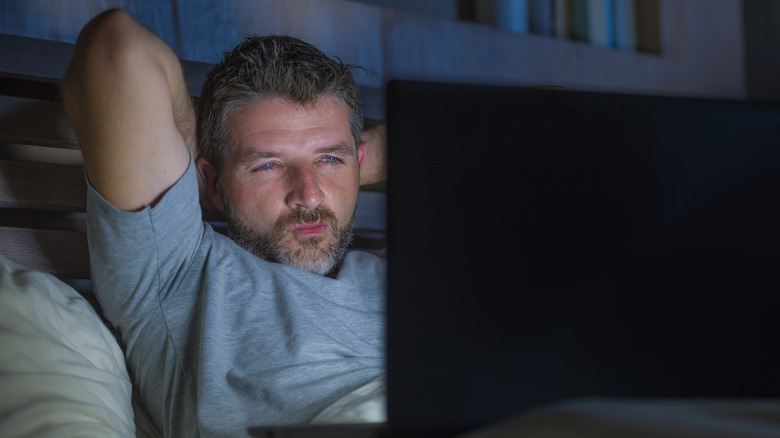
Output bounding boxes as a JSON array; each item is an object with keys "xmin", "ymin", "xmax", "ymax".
[{"xmin": 86, "ymin": 160, "xmax": 386, "ymax": 437}]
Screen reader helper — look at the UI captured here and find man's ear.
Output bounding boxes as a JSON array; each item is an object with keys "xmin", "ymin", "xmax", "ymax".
[
  {"xmin": 357, "ymin": 141, "xmax": 367, "ymax": 168},
  {"xmin": 358, "ymin": 121, "xmax": 386, "ymax": 187},
  {"xmin": 196, "ymin": 157, "xmax": 224, "ymax": 214}
]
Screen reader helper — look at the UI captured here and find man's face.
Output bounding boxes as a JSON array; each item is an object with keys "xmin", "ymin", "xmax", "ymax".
[{"xmin": 213, "ymin": 97, "xmax": 365, "ymax": 275}]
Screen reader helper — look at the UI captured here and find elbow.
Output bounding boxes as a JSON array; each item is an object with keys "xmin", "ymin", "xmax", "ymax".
[
  {"xmin": 72, "ymin": 9, "xmax": 136, "ymax": 57},
  {"xmin": 63, "ymin": 9, "xmax": 156, "ymax": 104},
  {"xmin": 66, "ymin": 9, "xmax": 148, "ymax": 79},
  {"xmin": 77, "ymin": 9, "xmax": 138, "ymax": 48}
]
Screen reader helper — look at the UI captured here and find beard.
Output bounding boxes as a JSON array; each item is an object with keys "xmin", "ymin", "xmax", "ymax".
[{"xmin": 220, "ymin": 189, "xmax": 355, "ymax": 276}]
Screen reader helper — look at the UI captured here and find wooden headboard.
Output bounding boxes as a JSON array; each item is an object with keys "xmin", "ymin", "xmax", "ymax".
[{"xmin": 0, "ymin": 33, "xmax": 386, "ymax": 300}]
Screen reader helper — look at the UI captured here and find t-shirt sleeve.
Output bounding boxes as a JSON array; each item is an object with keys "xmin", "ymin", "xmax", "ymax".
[{"xmin": 86, "ymin": 157, "xmax": 205, "ymax": 324}]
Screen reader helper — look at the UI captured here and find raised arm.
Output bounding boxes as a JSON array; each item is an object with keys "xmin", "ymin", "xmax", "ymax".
[{"xmin": 63, "ymin": 9, "xmax": 193, "ymax": 211}]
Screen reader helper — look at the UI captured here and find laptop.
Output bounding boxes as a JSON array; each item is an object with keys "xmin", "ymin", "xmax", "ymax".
[{"xmin": 254, "ymin": 81, "xmax": 780, "ymax": 437}]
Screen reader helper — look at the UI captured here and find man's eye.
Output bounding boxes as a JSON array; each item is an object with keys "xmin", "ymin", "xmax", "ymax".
[
  {"xmin": 254, "ymin": 162, "xmax": 277, "ymax": 171},
  {"xmin": 321, "ymin": 157, "xmax": 342, "ymax": 164}
]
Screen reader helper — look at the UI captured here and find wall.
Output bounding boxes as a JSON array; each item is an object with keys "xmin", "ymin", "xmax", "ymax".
[
  {"xmin": 742, "ymin": 0, "xmax": 780, "ymax": 102},
  {"xmin": 0, "ymin": 0, "xmax": 754, "ymax": 117}
]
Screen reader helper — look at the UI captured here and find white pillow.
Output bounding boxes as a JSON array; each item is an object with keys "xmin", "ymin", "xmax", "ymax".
[
  {"xmin": 310, "ymin": 374, "xmax": 387, "ymax": 424},
  {"xmin": 0, "ymin": 253, "xmax": 137, "ymax": 437}
]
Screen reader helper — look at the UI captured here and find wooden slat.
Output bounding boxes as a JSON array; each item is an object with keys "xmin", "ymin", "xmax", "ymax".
[
  {"xmin": 0, "ymin": 208, "xmax": 85, "ymax": 232},
  {"xmin": 0, "ymin": 159, "xmax": 86, "ymax": 210},
  {"xmin": 0, "ymin": 226, "xmax": 89, "ymax": 278},
  {"xmin": 0, "ymin": 143, "xmax": 83, "ymax": 165},
  {"xmin": 0, "ymin": 34, "xmax": 73, "ymax": 82},
  {"xmin": 0, "ymin": 94, "xmax": 78, "ymax": 148},
  {"xmin": 0, "ymin": 75, "xmax": 61, "ymax": 101}
]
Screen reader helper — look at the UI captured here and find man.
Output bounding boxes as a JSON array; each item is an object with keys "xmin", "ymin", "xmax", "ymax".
[{"xmin": 63, "ymin": 9, "xmax": 385, "ymax": 437}]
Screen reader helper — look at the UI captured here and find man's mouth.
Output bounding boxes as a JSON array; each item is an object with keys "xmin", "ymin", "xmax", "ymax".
[{"xmin": 288, "ymin": 223, "xmax": 328, "ymax": 238}]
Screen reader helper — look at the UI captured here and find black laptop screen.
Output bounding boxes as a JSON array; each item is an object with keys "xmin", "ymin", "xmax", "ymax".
[{"xmin": 386, "ymin": 81, "xmax": 780, "ymax": 437}]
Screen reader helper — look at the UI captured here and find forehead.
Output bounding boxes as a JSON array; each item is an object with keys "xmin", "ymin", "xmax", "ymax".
[{"xmin": 226, "ymin": 96, "xmax": 354, "ymax": 154}]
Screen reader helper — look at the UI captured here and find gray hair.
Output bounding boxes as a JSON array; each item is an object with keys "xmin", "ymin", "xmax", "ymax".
[{"xmin": 197, "ymin": 35, "xmax": 364, "ymax": 172}]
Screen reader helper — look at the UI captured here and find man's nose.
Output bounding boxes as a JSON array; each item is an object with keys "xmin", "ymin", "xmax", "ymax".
[{"xmin": 285, "ymin": 165, "xmax": 324, "ymax": 210}]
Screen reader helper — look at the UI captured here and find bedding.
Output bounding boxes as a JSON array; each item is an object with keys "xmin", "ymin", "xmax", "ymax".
[
  {"xmin": 310, "ymin": 374, "xmax": 386, "ymax": 424},
  {"xmin": 0, "ymin": 253, "xmax": 160, "ymax": 438}
]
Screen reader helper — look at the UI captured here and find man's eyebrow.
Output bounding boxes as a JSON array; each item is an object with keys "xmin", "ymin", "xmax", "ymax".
[
  {"xmin": 236, "ymin": 151, "xmax": 281, "ymax": 165},
  {"xmin": 316, "ymin": 143, "xmax": 354, "ymax": 156}
]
